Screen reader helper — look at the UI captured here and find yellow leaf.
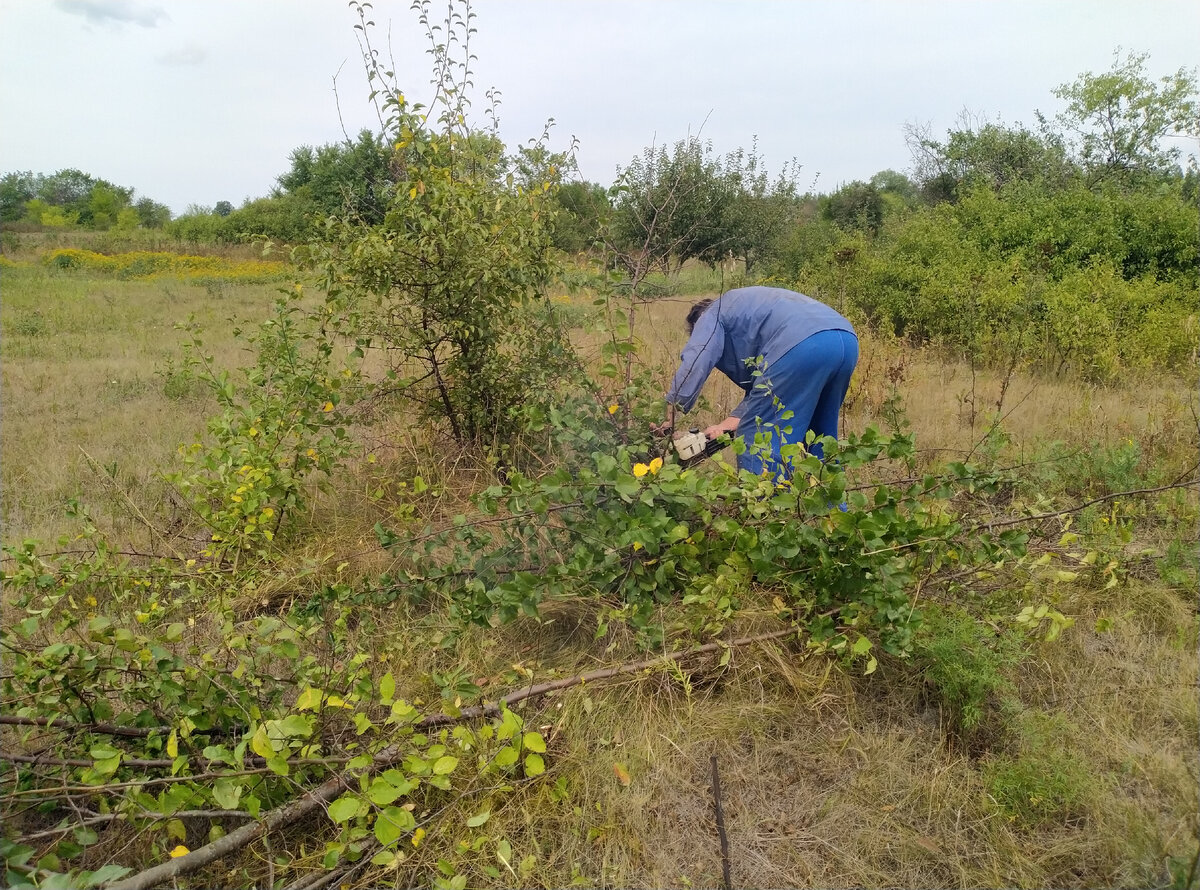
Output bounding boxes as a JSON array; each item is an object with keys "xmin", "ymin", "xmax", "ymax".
[
  {"xmin": 323, "ymin": 402, "xmax": 334, "ymax": 413},
  {"xmin": 632, "ymin": 463, "xmax": 649, "ymax": 478},
  {"xmin": 411, "ymin": 827, "xmax": 426, "ymax": 848},
  {"xmin": 169, "ymin": 845, "xmax": 190, "ymax": 859},
  {"xmin": 166, "ymin": 730, "xmax": 178, "ymax": 758},
  {"xmin": 613, "ymin": 762, "xmax": 631, "ymax": 786},
  {"xmin": 648, "ymin": 457, "xmax": 663, "ymax": 475},
  {"xmin": 608, "ymin": 404, "xmax": 619, "ymax": 415}
]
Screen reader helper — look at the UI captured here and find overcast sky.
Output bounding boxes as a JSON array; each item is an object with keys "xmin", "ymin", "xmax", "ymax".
[{"xmin": 1, "ymin": 1, "xmax": 1197, "ymax": 214}]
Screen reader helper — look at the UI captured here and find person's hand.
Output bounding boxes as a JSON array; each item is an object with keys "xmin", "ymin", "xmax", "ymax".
[
  {"xmin": 649, "ymin": 419, "xmax": 673, "ymax": 436},
  {"xmin": 702, "ymin": 415, "xmax": 740, "ymax": 441}
]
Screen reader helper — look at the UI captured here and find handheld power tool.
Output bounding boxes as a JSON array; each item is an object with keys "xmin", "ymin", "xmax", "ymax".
[{"xmin": 673, "ymin": 427, "xmax": 728, "ymax": 467}]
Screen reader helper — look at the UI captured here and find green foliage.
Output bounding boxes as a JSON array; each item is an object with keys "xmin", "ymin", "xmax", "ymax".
[
  {"xmin": 379, "ymin": 421, "xmax": 1027, "ymax": 657},
  {"xmin": 0, "ymin": 168, "xmax": 171, "ymax": 231},
  {"xmin": 276, "ymin": 128, "xmax": 396, "ymax": 225},
  {"xmin": 552, "ymin": 180, "xmax": 611, "ymax": 254},
  {"xmin": 1049, "ymin": 49, "xmax": 1200, "ymax": 186},
  {"xmin": 168, "ymin": 292, "xmax": 360, "ymax": 563},
  {"xmin": 914, "ymin": 605, "xmax": 1022, "ymax": 734},
  {"xmin": 775, "ymin": 178, "xmax": 1198, "ymax": 379},
  {"xmin": 822, "ymin": 180, "xmax": 884, "ymax": 234},
  {"xmin": 609, "ymin": 136, "xmax": 803, "ymax": 282},
  {"xmin": 982, "ymin": 711, "xmax": 1096, "ymax": 828},
  {"xmin": 906, "ymin": 116, "xmax": 1073, "ymax": 199},
  {"xmin": 1, "ymin": 171, "xmax": 37, "ymax": 222},
  {"xmin": 300, "ymin": 4, "xmax": 578, "ymax": 448}
]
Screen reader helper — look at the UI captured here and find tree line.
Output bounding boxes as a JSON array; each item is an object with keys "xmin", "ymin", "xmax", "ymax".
[
  {"xmin": 3, "ymin": 51, "xmax": 1195, "ymax": 379},
  {"xmin": 0, "ymin": 169, "xmax": 171, "ymax": 230}
]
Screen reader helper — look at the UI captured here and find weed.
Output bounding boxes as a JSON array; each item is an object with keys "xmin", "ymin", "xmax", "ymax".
[
  {"xmin": 913, "ymin": 604, "xmax": 1023, "ymax": 742},
  {"xmin": 9, "ymin": 310, "xmax": 47, "ymax": 337},
  {"xmin": 982, "ymin": 710, "xmax": 1097, "ymax": 828}
]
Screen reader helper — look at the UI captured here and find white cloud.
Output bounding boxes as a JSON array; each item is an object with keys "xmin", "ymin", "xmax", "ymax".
[
  {"xmin": 156, "ymin": 44, "xmax": 207, "ymax": 67},
  {"xmin": 55, "ymin": 0, "xmax": 167, "ymax": 28}
]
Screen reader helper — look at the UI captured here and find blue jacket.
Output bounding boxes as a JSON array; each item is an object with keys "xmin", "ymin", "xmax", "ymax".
[{"xmin": 666, "ymin": 287, "xmax": 854, "ymax": 417}]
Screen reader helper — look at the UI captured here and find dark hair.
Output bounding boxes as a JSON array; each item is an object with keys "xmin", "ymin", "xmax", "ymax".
[{"xmin": 686, "ymin": 298, "xmax": 714, "ymax": 333}]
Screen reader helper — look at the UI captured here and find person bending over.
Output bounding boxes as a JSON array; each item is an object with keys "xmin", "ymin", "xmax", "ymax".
[{"xmin": 659, "ymin": 286, "xmax": 858, "ymax": 477}]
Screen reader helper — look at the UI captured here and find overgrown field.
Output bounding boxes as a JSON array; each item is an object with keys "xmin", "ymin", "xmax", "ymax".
[{"xmin": 2, "ymin": 254, "xmax": 1197, "ymax": 890}]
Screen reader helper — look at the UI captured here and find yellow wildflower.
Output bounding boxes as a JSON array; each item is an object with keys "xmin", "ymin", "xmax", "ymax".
[
  {"xmin": 323, "ymin": 401, "xmax": 335, "ymax": 412},
  {"xmin": 608, "ymin": 404, "xmax": 620, "ymax": 415},
  {"xmin": 648, "ymin": 457, "xmax": 663, "ymax": 475},
  {"xmin": 632, "ymin": 463, "xmax": 649, "ymax": 478}
]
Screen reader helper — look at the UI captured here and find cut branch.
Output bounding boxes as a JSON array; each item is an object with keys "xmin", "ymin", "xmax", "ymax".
[{"xmin": 101, "ymin": 627, "xmax": 799, "ymax": 890}]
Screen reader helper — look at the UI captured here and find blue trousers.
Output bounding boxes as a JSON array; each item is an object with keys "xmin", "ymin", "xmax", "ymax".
[{"xmin": 735, "ymin": 329, "xmax": 859, "ymax": 476}]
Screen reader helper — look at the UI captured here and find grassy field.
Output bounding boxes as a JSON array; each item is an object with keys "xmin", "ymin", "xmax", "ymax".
[{"xmin": 1, "ymin": 252, "xmax": 1197, "ymax": 889}]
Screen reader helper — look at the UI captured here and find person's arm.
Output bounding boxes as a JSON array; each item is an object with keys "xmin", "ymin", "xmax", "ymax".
[
  {"xmin": 664, "ymin": 308, "xmax": 725, "ymax": 420},
  {"xmin": 703, "ymin": 415, "xmax": 740, "ymax": 440}
]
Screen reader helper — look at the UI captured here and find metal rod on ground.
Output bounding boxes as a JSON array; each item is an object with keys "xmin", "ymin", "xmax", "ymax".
[{"xmin": 711, "ymin": 755, "xmax": 732, "ymax": 890}]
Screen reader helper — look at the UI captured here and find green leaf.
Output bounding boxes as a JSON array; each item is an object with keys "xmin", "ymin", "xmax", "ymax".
[
  {"xmin": 81, "ymin": 865, "xmax": 132, "ymax": 888},
  {"xmin": 493, "ymin": 746, "xmax": 518, "ymax": 768},
  {"xmin": 294, "ymin": 686, "xmax": 323, "ymax": 711},
  {"xmin": 74, "ymin": 826, "xmax": 99, "ymax": 846},
  {"xmin": 522, "ymin": 731, "xmax": 546, "ymax": 753},
  {"xmin": 89, "ymin": 743, "xmax": 121, "ymax": 761},
  {"xmin": 367, "ymin": 778, "xmax": 404, "ymax": 806},
  {"xmin": 524, "ymin": 753, "xmax": 545, "ymax": 777},
  {"xmin": 374, "ymin": 806, "xmax": 413, "ymax": 845},
  {"xmin": 466, "ymin": 809, "xmax": 491, "ymax": 828},
  {"xmin": 276, "ymin": 715, "xmax": 313, "ymax": 738},
  {"xmin": 432, "ymin": 755, "xmax": 458, "ymax": 775},
  {"xmin": 496, "ymin": 839, "xmax": 513, "ymax": 868},
  {"xmin": 250, "ymin": 725, "xmax": 275, "ymax": 759},
  {"xmin": 212, "ymin": 777, "xmax": 242, "ymax": 810},
  {"xmin": 379, "ymin": 672, "xmax": 396, "ymax": 704},
  {"xmin": 327, "ymin": 795, "xmax": 362, "ymax": 824}
]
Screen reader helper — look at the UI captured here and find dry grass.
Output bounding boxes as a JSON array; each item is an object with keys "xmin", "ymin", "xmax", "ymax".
[{"xmin": 1, "ymin": 263, "xmax": 281, "ymax": 543}]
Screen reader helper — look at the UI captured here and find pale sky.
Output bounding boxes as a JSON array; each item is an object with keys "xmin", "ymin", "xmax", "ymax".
[{"xmin": 1, "ymin": 1, "xmax": 1197, "ymax": 214}]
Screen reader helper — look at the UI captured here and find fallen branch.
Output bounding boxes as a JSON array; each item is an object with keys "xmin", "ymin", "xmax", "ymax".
[
  {"xmin": 419, "ymin": 627, "xmax": 798, "ymax": 727},
  {"xmin": 0, "ymin": 715, "xmax": 158, "ymax": 738},
  {"xmin": 102, "ymin": 627, "xmax": 799, "ymax": 890}
]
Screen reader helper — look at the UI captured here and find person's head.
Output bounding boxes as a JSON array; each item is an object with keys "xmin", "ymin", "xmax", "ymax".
[{"xmin": 686, "ymin": 298, "xmax": 714, "ymax": 334}]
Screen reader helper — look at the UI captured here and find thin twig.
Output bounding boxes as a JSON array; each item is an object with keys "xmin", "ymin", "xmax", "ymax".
[{"xmin": 711, "ymin": 755, "xmax": 733, "ymax": 890}]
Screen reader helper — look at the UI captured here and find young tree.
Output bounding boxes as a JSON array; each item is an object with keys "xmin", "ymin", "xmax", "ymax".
[
  {"xmin": 276, "ymin": 129, "xmax": 395, "ymax": 224},
  {"xmin": 1046, "ymin": 49, "xmax": 1200, "ymax": 187},
  {"xmin": 609, "ymin": 136, "xmax": 732, "ymax": 282},
  {"xmin": 905, "ymin": 115, "xmax": 1073, "ymax": 202},
  {"xmin": 822, "ymin": 180, "xmax": 885, "ymax": 234},
  {"xmin": 306, "ymin": 0, "xmax": 578, "ymax": 447}
]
